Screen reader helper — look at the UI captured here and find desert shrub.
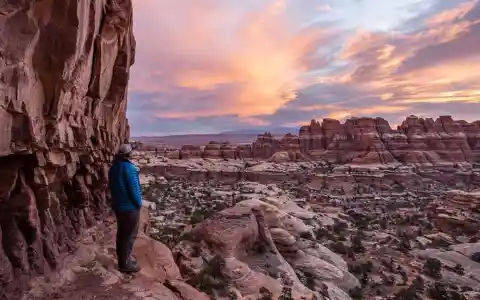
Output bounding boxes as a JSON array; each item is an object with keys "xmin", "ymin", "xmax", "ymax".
[
  {"xmin": 453, "ymin": 264, "xmax": 465, "ymax": 275},
  {"xmin": 278, "ymin": 286, "xmax": 293, "ymax": 300},
  {"xmin": 427, "ymin": 282, "xmax": 467, "ymax": 300},
  {"xmin": 393, "ymin": 286, "xmax": 421, "ymax": 300},
  {"xmin": 423, "ymin": 258, "xmax": 442, "ymax": 279},
  {"xmin": 189, "ymin": 210, "xmax": 205, "ymax": 224},
  {"xmin": 189, "ymin": 206, "xmax": 218, "ymax": 225},
  {"xmin": 379, "ymin": 217, "xmax": 388, "ymax": 229},
  {"xmin": 411, "ymin": 276, "xmax": 425, "ymax": 292},
  {"xmin": 299, "ymin": 231, "xmax": 315, "ymax": 240},
  {"xmin": 296, "ymin": 271, "xmax": 315, "ymax": 290},
  {"xmin": 393, "ymin": 275, "xmax": 425, "ymax": 300},
  {"xmin": 352, "ymin": 216, "xmax": 370, "ymax": 230},
  {"xmin": 304, "ymin": 272, "xmax": 315, "ymax": 290},
  {"xmin": 470, "ymin": 252, "xmax": 480, "ymax": 263},
  {"xmin": 252, "ymin": 241, "xmax": 268, "ymax": 254},
  {"xmin": 351, "ymin": 234, "xmax": 366, "ymax": 253},
  {"xmin": 328, "ymin": 241, "xmax": 349, "ymax": 255},
  {"xmin": 348, "ymin": 287, "xmax": 364, "ymax": 300},
  {"xmin": 382, "ymin": 274, "xmax": 396, "ymax": 286},
  {"xmin": 381, "ymin": 258, "xmax": 396, "ymax": 272},
  {"xmin": 398, "ymin": 236, "xmax": 412, "ymax": 253},
  {"xmin": 189, "ymin": 255, "xmax": 230, "ymax": 296},
  {"xmin": 332, "ymin": 220, "xmax": 348, "ymax": 234},
  {"xmin": 257, "ymin": 287, "xmax": 273, "ymax": 300},
  {"xmin": 314, "ymin": 227, "xmax": 334, "ymax": 240},
  {"xmin": 348, "ymin": 261, "xmax": 373, "ymax": 276},
  {"xmin": 191, "ymin": 243, "xmax": 202, "ymax": 257}
]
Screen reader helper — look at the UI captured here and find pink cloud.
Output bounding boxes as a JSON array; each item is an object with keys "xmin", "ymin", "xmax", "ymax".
[
  {"xmin": 127, "ymin": 0, "xmax": 480, "ymax": 135},
  {"xmin": 332, "ymin": 0, "xmax": 480, "ymax": 111},
  {"xmin": 131, "ymin": 0, "xmax": 331, "ymax": 117}
]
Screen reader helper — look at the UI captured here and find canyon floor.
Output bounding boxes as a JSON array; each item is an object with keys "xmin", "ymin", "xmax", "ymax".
[{"xmin": 21, "ymin": 152, "xmax": 480, "ymax": 300}]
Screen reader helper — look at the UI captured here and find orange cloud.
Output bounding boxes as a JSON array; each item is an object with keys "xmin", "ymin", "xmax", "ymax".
[
  {"xmin": 128, "ymin": 0, "xmax": 480, "ymax": 136},
  {"xmin": 131, "ymin": 0, "xmax": 329, "ymax": 118},
  {"xmin": 237, "ymin": 117, "xmax": 271, "ymax": 126}
]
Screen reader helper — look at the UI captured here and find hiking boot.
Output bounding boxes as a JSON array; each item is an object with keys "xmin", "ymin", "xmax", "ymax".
[
  {"xmin": 130, "ymin": 259, "xmax": 139, "ymax": 269},
  {"xmin": 130, "ymin": 257, "xmax": 138, "ymax": 267},
  {"xmin": 118, "ymin": 261, "xmax": 141, "ymax": 274}
]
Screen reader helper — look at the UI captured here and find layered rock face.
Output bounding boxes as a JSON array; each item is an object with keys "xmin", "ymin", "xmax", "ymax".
[
  {"xmin": 0, "ymin": 0, "xmax": 135, "ymax": 294},
  {"xmin": 252, "ymin": 132, "xmax": 280, "ymax": 158},
  {"xmin": 173, "ymin": 116, "xmax": 480, "ymax": 164},
  {"xmin": 299, "ymin": 116, "xmax": 480, "ymax": 165},
  {"xmin": 428, "ymin": 191, "xmax": 480, "ymax": 234}
]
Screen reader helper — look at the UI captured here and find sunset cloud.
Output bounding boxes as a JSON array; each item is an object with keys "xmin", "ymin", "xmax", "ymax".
[{"xmin": 128, "ymin": 0, "xmax": 480, "ymax": 136}]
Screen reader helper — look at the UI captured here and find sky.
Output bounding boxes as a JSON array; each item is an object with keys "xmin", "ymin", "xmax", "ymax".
[{"xmin": 128, "ymin": 0, "xmax": 480, "ymax": 136}]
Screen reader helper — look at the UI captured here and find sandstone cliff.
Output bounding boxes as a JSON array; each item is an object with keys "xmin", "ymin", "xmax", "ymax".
[
  {"xmin": 173, "ymin": 116, "xmax": 480, "ymax": 165},
  {"xmin": 0, "ymin": 0, "xmax": 135, "ymax": 295},
  {"xmin": 298, "ymin": 116, "xmax": 480, "ymax": 165}
]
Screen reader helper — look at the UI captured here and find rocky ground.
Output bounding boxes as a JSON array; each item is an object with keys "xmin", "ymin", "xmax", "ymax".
[
  {"xmin": 20, "ymin": 152, "xmax": 480, "ymax": 300},
  {"xmin": 136, "ymin": 152, "xmax": 480, "ymax": 300}
]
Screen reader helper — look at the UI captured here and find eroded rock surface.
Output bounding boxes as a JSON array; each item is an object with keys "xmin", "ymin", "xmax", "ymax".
[
  {"xmin": 171, "ymin": 183, "xmax": 357, "ymax": 299},
  {"xmin": 25, "ymin": 210, "xmax": 208, "ymax": 300},
  {"xmin": 136, "ymin": 154, "xmax": 480, "ymax": 300},
  {"xmin": 0, "ymin": 0, "xmax": 135, "ymax": 296}
]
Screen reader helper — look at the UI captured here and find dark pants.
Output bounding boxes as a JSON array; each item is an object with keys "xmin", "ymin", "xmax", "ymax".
[{"xmin": 115, "ymin": 210, "xmax": 140, "ymax": 268}]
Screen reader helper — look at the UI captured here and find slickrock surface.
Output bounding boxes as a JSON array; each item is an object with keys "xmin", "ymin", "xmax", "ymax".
[
  {"xmin": 0, "ymin": 0, "xmax": 134, "ymax": 296},
  {"xmin": 24, "ymin": 209, "xmax": 209, "ymax": 300},
  {"xmin": 162, "ymin": 116, "xmax": 480, "ymax": 165},
  {"xmin": 141, "ymin": 178, "xmax": 359, "ymax": 300}
]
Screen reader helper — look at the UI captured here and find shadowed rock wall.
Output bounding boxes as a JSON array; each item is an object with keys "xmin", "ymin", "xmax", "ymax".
[{"xmin": 0, "ymin": 0, "xmax": 135, "ymax": 294}]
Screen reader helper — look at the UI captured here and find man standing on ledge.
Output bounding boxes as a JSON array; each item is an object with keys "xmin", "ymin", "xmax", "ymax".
[{"xmin": 108, "ymin": 144, "xmax": 142, "ymax": 274}]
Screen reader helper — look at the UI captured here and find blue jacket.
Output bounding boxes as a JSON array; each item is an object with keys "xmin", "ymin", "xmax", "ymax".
[{"xmin": 108, "ymin": 157, "xmax": 142, "ymax": 212}]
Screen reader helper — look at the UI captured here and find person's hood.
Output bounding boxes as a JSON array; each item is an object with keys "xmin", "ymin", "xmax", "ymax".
[{"xmin": 113, "ymin": 154, "xmax": 131, "ymax": 163}]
